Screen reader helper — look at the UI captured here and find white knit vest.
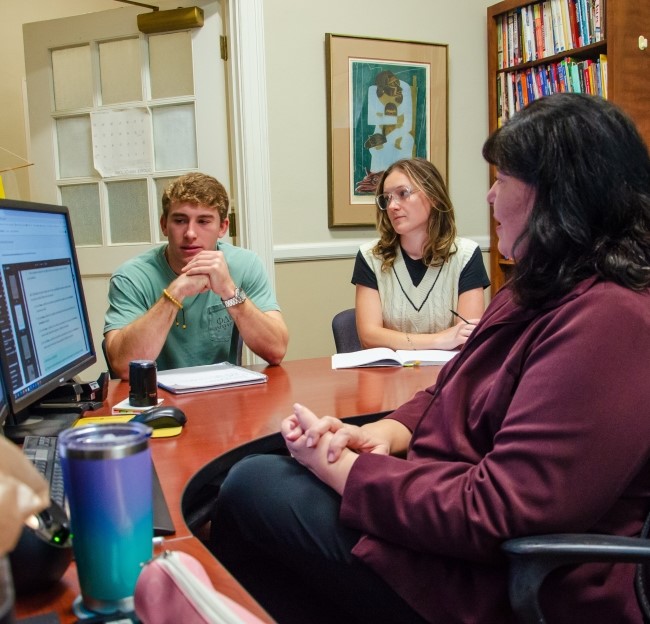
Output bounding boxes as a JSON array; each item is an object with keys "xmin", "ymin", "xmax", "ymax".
[{"xmin": 360, "ymin": 237, "xmax": 478, "ymax": 334}]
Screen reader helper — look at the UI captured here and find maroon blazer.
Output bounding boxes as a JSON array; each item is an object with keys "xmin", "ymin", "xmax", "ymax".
[{"xmin": 341, "ymin": 277, "xmax": 650, "ymax": 623}]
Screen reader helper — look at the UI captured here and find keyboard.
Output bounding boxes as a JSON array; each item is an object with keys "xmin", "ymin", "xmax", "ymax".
[
  {"xmin": 21, "ymin": 434, "xmax": 175, "ymax": 536},
  {"xmin": 22, "ymin": 435, "xmax": 66, "ymax": 509}
]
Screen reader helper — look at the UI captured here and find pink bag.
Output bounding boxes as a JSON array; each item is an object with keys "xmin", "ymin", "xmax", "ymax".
[{"xmin": 134, "ymin": 550, "xmax": 266, "ymax": 624}]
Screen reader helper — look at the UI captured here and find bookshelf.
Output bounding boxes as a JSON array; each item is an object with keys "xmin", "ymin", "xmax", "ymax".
[{"xmin": 486, "ymin": 0, "xmax": 650, "ymax": 293}]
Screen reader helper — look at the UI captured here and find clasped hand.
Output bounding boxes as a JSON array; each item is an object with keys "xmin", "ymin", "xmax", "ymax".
[
  {"xmin": 180, "ymin": 250, "xmax": 234, "ymax": 299},
  {"xmin": 280, "ymin": 404, "xmax": 390, "ymax": 494}
]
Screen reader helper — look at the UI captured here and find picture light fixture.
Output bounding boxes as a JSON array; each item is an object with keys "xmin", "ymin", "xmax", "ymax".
[{"xmin": 113, "ymin": 1, "xmax": 204, "ymax": 34}]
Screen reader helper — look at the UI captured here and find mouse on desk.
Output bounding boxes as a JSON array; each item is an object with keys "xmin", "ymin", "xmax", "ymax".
[{"xmin": 130, "ymin": 405, "xmax": 187, "ymax": 430}]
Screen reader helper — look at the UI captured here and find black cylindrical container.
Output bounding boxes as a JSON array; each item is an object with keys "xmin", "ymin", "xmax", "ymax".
[{"xmin": 129, "ymin": 360, "xmax": 158, "ymax": 407}]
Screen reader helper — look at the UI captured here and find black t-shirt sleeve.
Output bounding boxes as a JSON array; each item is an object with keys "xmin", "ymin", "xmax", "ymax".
[
  {"xmin": 458, "ymin": 246, "xmax": 491, "ymax": 294},
  {"xmin": 351, "ymin": 251, "xmax": 378, "ymax": 290}
]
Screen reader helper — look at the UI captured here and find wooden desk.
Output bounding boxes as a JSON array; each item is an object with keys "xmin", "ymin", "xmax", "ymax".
[{"xmin": 15, "ymin": 357, "xmax": 440, "ymax": 623}]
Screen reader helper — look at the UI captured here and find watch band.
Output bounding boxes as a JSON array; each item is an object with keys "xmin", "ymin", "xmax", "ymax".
[{"xmin": 221, "ymin": 287, "xmax": 247, "ymax": 308}]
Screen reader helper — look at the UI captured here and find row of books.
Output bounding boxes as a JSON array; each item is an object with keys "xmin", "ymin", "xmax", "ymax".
[
  {"xmin": 497, "ymin": 0, "xmax": 604, "ymax": 69},
  {"xmin": 497, "ymin": 54, "xmax": 607, "ymax": 125}
]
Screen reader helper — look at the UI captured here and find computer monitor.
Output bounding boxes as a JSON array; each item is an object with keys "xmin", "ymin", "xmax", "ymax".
[
  {"xmin": 0, "ymin": 369, "xmax": 9, "ymax": 432},
  {"xmin": 0, "ymin": 199, "xmax": 96, "ymax": 439}
]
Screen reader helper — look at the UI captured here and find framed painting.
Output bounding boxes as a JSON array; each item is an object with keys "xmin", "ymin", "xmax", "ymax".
[{"xmin": 326, "ymin": 34, "xmax": 448, "ymax": 227}]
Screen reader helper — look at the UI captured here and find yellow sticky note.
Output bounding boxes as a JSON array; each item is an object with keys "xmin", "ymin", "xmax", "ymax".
[
  {"xmin": 74, "ymin": 415, "xmax": 132, "ymax": 427},
  {"xmin": 74, "ymin": 414, "xmax": 182, "ymax": 438},
  {"xmin": 0, "ymin": 176, "xmax": 5, "ymax": 199}
]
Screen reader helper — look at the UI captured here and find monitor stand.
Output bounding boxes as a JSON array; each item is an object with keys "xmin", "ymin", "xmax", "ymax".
[{"xmin": 3, "ymin": 409, "xmax": 81, "ymax": 443}]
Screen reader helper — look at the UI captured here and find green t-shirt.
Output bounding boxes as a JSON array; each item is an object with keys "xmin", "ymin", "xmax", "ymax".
[{"xmin": 104, "ymin": 243, "xmax": 280, "ymax": 370}]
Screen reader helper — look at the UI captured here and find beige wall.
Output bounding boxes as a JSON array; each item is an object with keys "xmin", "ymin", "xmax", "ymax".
[
  {"xmin": 1, "ymin": 0, "xmax": 495, "ymax": 377},
  {"xmin": 265, "ymin": 0, "xmax": 493, "ymax": 248},
  {"xmin": 264, "ymin": 0, "xmax": 495, "ymax": 361}
]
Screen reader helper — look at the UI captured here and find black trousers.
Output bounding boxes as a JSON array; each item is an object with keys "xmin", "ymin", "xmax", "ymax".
[{"xmin": 209, "ymin": 454, "xmax": 428, "ymax": 624}]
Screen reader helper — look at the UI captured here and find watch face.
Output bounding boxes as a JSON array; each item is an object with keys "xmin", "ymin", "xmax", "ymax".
[{"xmin": 224, "ymin": 288, "xmax": 246, "ymax": 307}]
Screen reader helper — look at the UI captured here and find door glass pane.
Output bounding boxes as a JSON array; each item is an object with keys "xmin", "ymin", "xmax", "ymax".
[
  {"xmin": 106, "ymin": 179, "xmax": 150, "ymax": 243},
  {"xmin": 60, "ymin": 184, "xmax": 102, "ymax": 246},
  {"xmin": 149, "ymin": 32, "xmax": 194, "ymax": 99},
  {"xmin": 56, "ymin": 116, "xmax": 95, "ymax": 179},
  {"xmin": 52, "ymin": 46, "xmax": 93, "ymax": 110},
  {"xmin": 99, "ymin": 38, "xmax": 142, "ymax": 104},
  {"xmin": 152, "ymin": 104, "xmax": 197, "ymax": 171},
  {"xmin": 154, "ymin": 176, "xmax": 177, "ymax": 240}
]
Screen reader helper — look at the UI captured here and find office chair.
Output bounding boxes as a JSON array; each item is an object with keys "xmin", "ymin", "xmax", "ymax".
[
  {"xmin": 102, "ymin": 338, "xmax": 119, "ymax": 380},
  {"xmin": 332, "ymin": 308, "xmax": 362, "ymax": 353},
  {"xmin": 502, "ymin": 509, "xmax": 650, "ymax": 623}
]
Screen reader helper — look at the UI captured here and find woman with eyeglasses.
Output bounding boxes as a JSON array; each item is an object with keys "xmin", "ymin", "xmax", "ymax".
[{"xmin": 352, "ymin": 158, "xmax": 490, "ymax": 351}]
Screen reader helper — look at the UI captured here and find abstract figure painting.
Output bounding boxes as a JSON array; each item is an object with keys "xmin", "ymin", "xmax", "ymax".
[{"xmin": 326, "ymin": 35, "xmax": 448, "ymax": 227}]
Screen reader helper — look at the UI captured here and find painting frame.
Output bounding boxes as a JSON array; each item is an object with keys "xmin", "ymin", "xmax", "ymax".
[{"xmin": 326, "ymin": 33, "xmax": 448, "ymax": 228}]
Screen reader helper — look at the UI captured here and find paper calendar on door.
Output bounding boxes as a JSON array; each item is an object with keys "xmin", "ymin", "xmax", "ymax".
[{"xmin": 91, "ymin": 108, "xmax": 153, "ymax": 177}]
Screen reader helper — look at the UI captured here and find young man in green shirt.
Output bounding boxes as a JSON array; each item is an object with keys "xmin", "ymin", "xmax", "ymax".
[{"xmin": 104, "ymin": 173, "xmax": 288, "ymax": 379}]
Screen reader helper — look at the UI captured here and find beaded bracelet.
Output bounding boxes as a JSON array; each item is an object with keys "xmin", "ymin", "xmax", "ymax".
[
  {"xmin": 162, "ymin": 289, "xmax": 183, "ymax": 309},
  {"xmin": 405, "ymin": 332, "xmax": 413, "ymax": 348},
  {"xmin": 163, "ymin": 289, "xmax": 186, "ymax": 328}
]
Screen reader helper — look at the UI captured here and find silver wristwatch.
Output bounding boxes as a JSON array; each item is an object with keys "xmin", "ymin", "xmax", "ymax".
[{"xmin": 221, "ymin": 287, "xmax": 247, "ymax": 308}]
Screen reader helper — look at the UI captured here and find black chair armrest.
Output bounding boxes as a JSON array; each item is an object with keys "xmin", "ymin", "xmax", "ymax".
[{"xmin": 502, "ymin": 534, "xmax": 650, "ymax": 623}]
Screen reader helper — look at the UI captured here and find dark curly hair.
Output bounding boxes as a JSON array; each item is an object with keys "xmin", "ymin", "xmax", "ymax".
[{"xmin": 482, "ymin": 93, "xmax": 650, "ymax": 308}]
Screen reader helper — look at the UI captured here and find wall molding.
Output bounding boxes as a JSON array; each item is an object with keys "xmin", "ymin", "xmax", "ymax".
[{"xmin": 274, "ymin": 236, "xmax": 490, "ymax": 262}]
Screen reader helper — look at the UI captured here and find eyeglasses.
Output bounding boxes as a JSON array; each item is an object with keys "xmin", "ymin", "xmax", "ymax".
[{"xmin": 375, "ymin": 186, "xmax": 420, "ymax": 211}]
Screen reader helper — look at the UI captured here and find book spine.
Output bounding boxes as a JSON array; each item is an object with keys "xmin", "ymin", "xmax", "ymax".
[
  {"xmin": 550, "ymin": 0, "xmax": 565, "ymax": 53},
  {"xmin": 533, "ymin": 4, "xmax": 544, "ymax": 60},
  {"xmin": 574, "ymin": 0, "xmax": 585, "ymax": 47},
  {"xmin": 583, "ymin": 0, "xmax": 592, "ymax": 44},
  {"xmin": 502, "ymin": 14, "xmax": 509, "ymax": 68},
  {"xmin": 541, "ymin": 1, "xmax": 554, "ymax": 57},
  {"xmin": 497, "ymin": 15, "xmax": 504, "ymax": 69},
  {"xmin": 550, "ymin": 61, "xmax": 560, "ymax": 93},
  {"xmin": 568, "ymin": 0, "xmax": 580, "ymax": 49},
  {"xmin": 508, "ymin": 11, "xmax": 515, "ymax": 67},
  {"xmin": 525, "ymin": 5, "xmax": 537, "ymax": 62},
  {"xmin": 593, "ymin": 0, "xmax": 602, "ymax": 42},
  {"xmin": 497, "ymin": 73, "xmax": 503, "ymax": 124},
  {"xmin": 531, "ymin": 67, "xmax": 542, "ymax": 100},
  {"xmin": 560, "ymin": 0, "xmax": 574, "ymax": 50},
  {"xmin": 507, "ymin": 72, "xmax": 516, "ymax": 118},
  {"xmin": 526, "ymin": 68, "xmax": 536, "ymax": 102},
  {"xmin": 557, "ymin": 61, "xmax": 568, "ymax": 93},
  {"xmin": 516, "ymin": 72, "xmax": 525, "ymax": 111},
  {"xmin": 600, "ymin": 54, "xmax": 607, "ymax": 98},
  {"xmin": 513, "ymin": 9, "xmax": 522, "ymax": 64}
]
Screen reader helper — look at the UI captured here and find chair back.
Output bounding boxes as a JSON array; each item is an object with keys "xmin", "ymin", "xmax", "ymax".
[
  {"xmin": 332, "ymin": 308, "xmax": 362, "ymax": 353},
  {"xmin": 102, "ymin": 338, "xmax": 119, "ymax": 379}
]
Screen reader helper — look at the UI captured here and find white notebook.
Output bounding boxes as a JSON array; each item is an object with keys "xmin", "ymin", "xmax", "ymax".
[
  {"xmin": 156, "ymin": 362, "xmax": 267, "ymax": 394},
  {"xmin": 331, "ymin": 347, "xmax": 458, "ymax": 369}
]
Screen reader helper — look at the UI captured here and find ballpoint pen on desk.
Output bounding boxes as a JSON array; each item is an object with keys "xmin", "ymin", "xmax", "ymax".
[{"xmin": 450, "ymin": 309, "xmax": 472, "ymax": 324}]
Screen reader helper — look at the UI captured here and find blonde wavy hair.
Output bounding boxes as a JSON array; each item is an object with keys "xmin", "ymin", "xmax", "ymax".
[
  {"xmin": 373, "ymin": 158, "xmax": 457, "ymax": 271},
  {"xmin": 162, "ymin": 172, "xmax": 229, "ymax": 221}
]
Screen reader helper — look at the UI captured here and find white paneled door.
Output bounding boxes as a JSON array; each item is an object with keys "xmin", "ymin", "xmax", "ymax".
[
  {"xmin": 23, "ymin": 2, "xmax": 231, "ymax": 277},
  {"xmin": 22, "ymin": 2, "xmax": 232, "ymax": 376}
]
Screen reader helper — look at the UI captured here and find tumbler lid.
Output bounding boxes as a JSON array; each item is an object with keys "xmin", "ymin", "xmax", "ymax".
[{"xmin": 58, "ymin": 423, "xmax": 152, "ymax": 460}]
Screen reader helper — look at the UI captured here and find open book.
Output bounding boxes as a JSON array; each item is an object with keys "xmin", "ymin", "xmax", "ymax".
[
  {"xmin": 331, "ymin": 347, "xmax": 458, "ymax": 369},
  {"xmin": 156, "ymin": 362, "xmax": 267, "ymax": 394}
]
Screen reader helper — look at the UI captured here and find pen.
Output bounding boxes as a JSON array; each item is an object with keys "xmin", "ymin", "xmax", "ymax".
[{"xmin": 450, "ymin": 309, "xmax": 471, "ymax": 324}]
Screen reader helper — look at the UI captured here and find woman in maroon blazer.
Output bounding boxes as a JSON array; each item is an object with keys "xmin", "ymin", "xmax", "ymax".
[{"xmin": 211, "ymin": 94, "xmax": 650, "ymax": 624}]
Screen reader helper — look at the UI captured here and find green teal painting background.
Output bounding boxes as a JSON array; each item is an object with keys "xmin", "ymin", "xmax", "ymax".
[{"xmin": 351, "ymin": 61, "xmax": 429, "ymax": 197}]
